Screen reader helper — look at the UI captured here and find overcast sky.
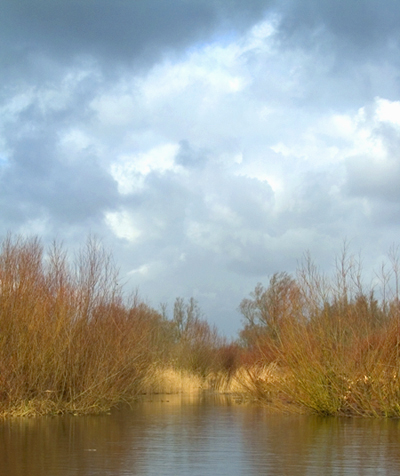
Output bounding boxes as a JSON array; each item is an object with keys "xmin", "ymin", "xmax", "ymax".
[{"xmin": 2, "ymin": 0, "xmax": 400, "ymax": 336}]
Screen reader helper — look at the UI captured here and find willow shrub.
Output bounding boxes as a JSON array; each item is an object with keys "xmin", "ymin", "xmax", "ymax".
[
  {"xmin": 238, "ymin": 250, "xmax": 400, "ymax": 417},
  {"xmin": 0, "ymin": 234, "xmax": 166, "ymax": 416}
]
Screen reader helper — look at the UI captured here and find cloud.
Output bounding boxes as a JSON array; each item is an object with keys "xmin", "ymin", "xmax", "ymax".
[
  {"xmin": 110, "ymin": 143, "xmax": 181, "ymax": 194},
  {"xmin": 175, "ymin": 140, "xmax": 209, "ymax": 169},
  {"xmin": 1, "ymin": 0, "xmax": 272, "ymax": 77},
  {"xmin": 0, "ymin": 66, "xmax": 118, "ymax": 233},
  {"xmin": 277, "ymin": 0, "xmax": 400, "ymax": 56},
  {"xmin": 343, "ymin": 99, "xmax": 400, "ymax": 209}
]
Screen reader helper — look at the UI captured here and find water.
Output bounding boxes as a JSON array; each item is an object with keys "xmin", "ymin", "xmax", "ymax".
[{"xmin": 1, "ymin": 393, "xmax": 400, "ymax": 475}]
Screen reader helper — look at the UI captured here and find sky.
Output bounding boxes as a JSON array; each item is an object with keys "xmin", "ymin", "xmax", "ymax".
[{"xmin": 2, "ymin": 0, "xmax": 400, "ymax": 336}]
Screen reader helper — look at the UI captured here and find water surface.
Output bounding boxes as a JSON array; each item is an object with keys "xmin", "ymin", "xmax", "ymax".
[{"xmin": 1, "ymin": 393, "xmax": 400, "ymax": 475}]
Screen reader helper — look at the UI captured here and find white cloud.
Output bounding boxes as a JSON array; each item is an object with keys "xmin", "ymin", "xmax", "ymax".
[
  {"xmin": 104, "ymin": 210, "xmax": 141, "ymax": 242},
  {"xmin": 0, "ymin": 90, "xmax": 35, "ymax": 119},
  {"xmin": 128, "ymin": 263, "xmax": 151, "ymax": 277},
  {"xmin": 91, "ymin": 93, "xmax": 138, "ymax": 128},
  {"xmin": 110, "ymin": 143, "xmax": 181, "ymax": 194},
  {"xmin": 58, "ymin": 129, "xmax": 94, "ymax": 160},
  {"xmin": 375, "ymin": 98, "xmax": 400, "ymax": 126}
]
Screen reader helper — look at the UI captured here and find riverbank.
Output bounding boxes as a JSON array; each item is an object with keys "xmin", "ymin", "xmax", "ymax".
[{"xmin": 2, "ymin": 233, "xmax": 400, "ymax": 418}]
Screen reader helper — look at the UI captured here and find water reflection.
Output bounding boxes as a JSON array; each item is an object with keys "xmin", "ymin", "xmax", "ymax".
[{"xmin": 1, "ymin": 393, "xmax": 400, "ymax": 475}]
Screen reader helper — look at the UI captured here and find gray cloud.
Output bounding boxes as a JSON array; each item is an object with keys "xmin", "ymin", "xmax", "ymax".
[
  {"xmin": 2, "ymin": 140, "xmax": 118, "ymax": 226},
  {"xmin": 277, "ymin": 0, "xmax": 400, "ymax": 54},
  {"xmin": 345, "ymin": 153, "xmax": 400, "ymax": 204},
  {"xmin": 0, "ymin": 68, "xmax": 118, "ymax": 232},
  {"xmin": 1, "ymin": 0, "xmax": 271, "ymax": 76},
  {"xmin": 175, "ymin": 140, "xmax": 209, "ymax": 169}
]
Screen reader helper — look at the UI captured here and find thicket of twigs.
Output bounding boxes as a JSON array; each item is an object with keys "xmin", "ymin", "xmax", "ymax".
[
  {"xmin": 237, "ymin": 245, "xmax": 400, "ymax": 417},
  {"xmin": 0, "ymin": 234, "xmax": 226, "ymax": 416}
]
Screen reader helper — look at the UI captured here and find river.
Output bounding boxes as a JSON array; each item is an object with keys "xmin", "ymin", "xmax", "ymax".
[{"xmin": 1, "ymin": 393, "xmax": 400, "ymax": 475}]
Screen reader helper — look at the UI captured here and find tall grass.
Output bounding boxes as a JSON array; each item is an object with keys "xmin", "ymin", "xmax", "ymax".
[
  {"xmin": 0, "ymin": 234, "xmax": 166, "ymax": 416},
  {"xmin": 237, "ymin": 247, "xmax": 400, "ymax": 417}
]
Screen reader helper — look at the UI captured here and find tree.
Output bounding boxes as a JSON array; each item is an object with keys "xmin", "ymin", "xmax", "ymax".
[
  {"xmin": 172, "ymin": 297, "xmax": 202, "ymax": 340},
  {"xmin": 239, "ymin": 272, "xmax": 303, "ymax": 346}
]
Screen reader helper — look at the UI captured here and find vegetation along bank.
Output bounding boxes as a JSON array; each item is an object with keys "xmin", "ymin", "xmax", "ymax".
[{"xmin": 1, "ymin": 234, "xmax": 400, "ymax": 417}]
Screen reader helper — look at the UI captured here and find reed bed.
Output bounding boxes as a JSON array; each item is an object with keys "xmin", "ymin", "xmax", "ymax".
[{"xmin": 140, "ymin": 366, "xmax": 207, "ymax": 395}]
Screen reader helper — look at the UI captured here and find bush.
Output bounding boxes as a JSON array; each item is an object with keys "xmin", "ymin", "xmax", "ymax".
[
  {"xmin": 237, "ymin": 246, "xmax": 400, "ymax": 417},
  {"xmin": 0, "ymin": 234, "xmax": 164, "ymax": 416}
]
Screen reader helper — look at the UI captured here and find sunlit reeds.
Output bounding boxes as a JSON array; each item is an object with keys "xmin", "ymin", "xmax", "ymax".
[{"xmin": 140, "ymin": 366, "xmax": 207, "ymax": 395}]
